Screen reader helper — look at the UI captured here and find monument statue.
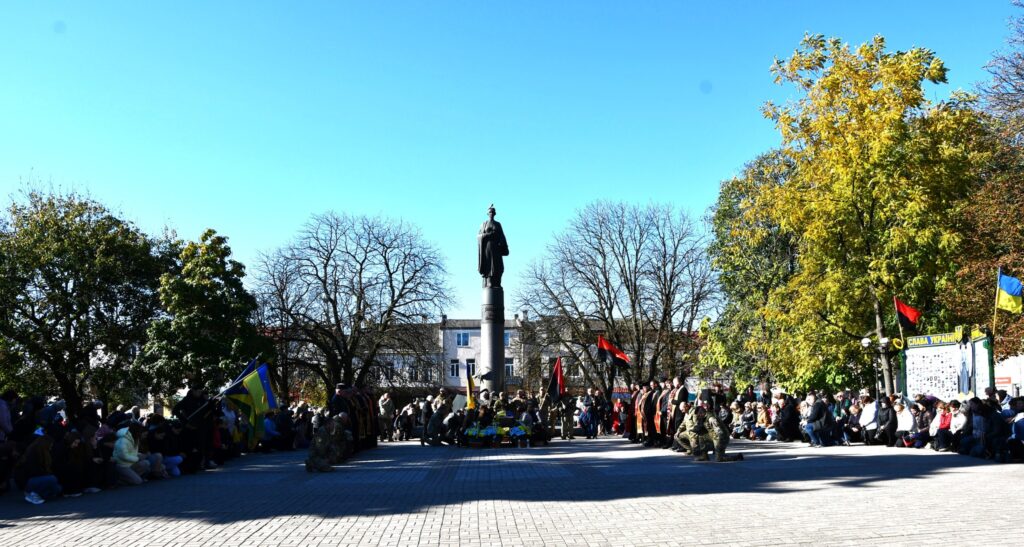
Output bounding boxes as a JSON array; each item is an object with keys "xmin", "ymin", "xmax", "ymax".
[{"xmin": 477, "ymin": 204, "xmax": 509, "ymax": 288}]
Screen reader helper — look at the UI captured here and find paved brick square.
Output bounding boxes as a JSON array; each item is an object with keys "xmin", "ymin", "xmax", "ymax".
[{"xmin": 1, "ymin": 438, "xmax": 1019, "ymax": 546}]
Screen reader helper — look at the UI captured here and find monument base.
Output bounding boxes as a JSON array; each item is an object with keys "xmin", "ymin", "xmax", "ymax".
[{"xmin": 480, "ymin": 286, "xmax": 505, "ymax": 394}]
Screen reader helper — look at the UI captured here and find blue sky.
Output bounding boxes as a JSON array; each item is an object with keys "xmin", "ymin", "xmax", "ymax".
[{"xmin": 1, "ymin": 1, "xmax": 1017, "ymax": 318}]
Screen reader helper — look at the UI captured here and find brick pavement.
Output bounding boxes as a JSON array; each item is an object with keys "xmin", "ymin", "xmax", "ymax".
[{"xmin": 1, "ymin": 437, "xmax": 1020, "ymax": 546}]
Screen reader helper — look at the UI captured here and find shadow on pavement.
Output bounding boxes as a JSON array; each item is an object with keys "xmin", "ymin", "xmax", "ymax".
[{"xmin": 0, "ymin": 436, "xmax": 1005, "ymax": 525}]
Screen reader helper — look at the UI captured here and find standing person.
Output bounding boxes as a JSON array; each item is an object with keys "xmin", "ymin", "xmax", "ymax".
[
  {"xmin": 669, "ymin": 378, "xmax": 688, "ymax": 440},
  {"xmin": 329, "ymin": 384, "xmax": 351, "ymax": 417},
  {"xmin": 593, "ymin": 389, "xmax": 609, "ymax": 436},
  {"xmin": 656, "ymin": 381, "xmax": 673, "ymax": 447},
  {"xmin": 642, "ymin": 381, "xmax": 660, "ymax": 447},
  {"xmin": 378, "ymin": 392, "xmax": 395, "ymax": 443},
  {"xmin": 626, "ymin": 384, "xmax": 639, "ymax": 441},
  {"xmin": 537, "ymin": 387, "xmax": 551, "ymax": 431},
  {"xmin": 576, "ymin": 389, "xmax": 596, "ymax": 439},
  {"xmin": 420, "ymin": 396, "xmax": 434, "ymax": 445},
  {"xmin": 560, "ymin": 397, "xmax": 576, "ymax": 440}
]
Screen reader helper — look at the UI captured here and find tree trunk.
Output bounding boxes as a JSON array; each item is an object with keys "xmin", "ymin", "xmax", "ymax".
[{"xmin": 55, "ymin": 370, "xmax": 83, "ymax": 421}]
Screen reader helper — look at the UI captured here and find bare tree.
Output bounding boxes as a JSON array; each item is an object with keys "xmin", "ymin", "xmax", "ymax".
[
  {"xmin": 985, "ymin": 1, "xmax": 1024, "ymax": 135},
  {"xmin": 256, "ymin": 212, "xmax": 451, "ymax": 397},
  {"xmin": 516, "ymin": 201, "xmax": 715, "ymax": 393}
]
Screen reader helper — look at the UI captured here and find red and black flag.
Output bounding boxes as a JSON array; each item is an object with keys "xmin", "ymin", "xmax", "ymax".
[
  {"xmin": 894, "ymin": 297, "xmax": 922, "ymax": 330},
  {"xmin": 547, "ymin": 357, "xmax": 566, "ymax": 403},
  {"xmin": 597, "ymin": 335, "xmax": 631, "ymax": 369}
]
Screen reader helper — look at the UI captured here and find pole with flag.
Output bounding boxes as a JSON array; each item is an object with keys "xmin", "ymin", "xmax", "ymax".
[
  {"xmin": 547, "ymin": 357, "xmax": 566, "ymax": 404},
  {"xmin": 994, "ymin": 268, "xmax": 1024, "ymax": 339},
  {"xmin": 465, "ymin": 366, "xmax": 477, "ymax": 410},
  {"xmin": 893, "ymin": 296, "xmax": 921, "ymax": 347}
]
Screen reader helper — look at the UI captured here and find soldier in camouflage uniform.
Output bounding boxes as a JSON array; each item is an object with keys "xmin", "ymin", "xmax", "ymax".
[
  {"xmin": 689, "ymin": 404, "xmax": 744, "ymax": 462},
  {"xmin": 305, "ymin": 419, "xmax": 335, "ymax": 473},
  {"xmin": 329, "ymin": 414, "xmax": 352, "ymax": 464},
  {"xmin": 672, "ymin": 402, "xmax": 694, "ymax": 454}
]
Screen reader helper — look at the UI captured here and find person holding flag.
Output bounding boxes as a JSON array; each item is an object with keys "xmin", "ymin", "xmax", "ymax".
[{"xmin": 546, "ymin": 358, "xmax": 573, "ymax": 440}]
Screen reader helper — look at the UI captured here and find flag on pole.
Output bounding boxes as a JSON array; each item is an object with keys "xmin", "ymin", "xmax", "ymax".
[
  {"xmin": 997, "ymin": 272, "xmax": 1023, "ymax": 314},
  {"xmin": 547, "ymin": 357, "xmax": 566, "ymax": 404},
  {"xmin": 894, "ymin": 298, "xmax": 922, "ymax": 330},
  {"xmin": 465, "ymin": 366, "xmax": 477, "ymax": 410},
  {"xmin": 597, "ymin": 335, "xmax": 631, "ymax": 369},
  {"xmin": 225, "ymin": 364, "xmax": 278, "ymax": 449}
]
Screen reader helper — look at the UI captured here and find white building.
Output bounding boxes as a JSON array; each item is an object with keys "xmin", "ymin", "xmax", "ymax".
[{"xmin": 437, "ymin": 316, "xmax": 524, "ymax": 390}]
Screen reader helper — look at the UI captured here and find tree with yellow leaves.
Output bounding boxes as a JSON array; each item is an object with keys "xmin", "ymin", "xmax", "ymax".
[{"xmin": 756, "ymin": 34, "xmax": 987, "ymax": 395}]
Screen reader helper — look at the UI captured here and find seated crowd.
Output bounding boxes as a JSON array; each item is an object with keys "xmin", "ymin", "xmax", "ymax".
[
  {"xmin": 0, "ymin": 388, "xmax": 333, "ymax": 505},
  {"xmin": 719, "ymin": 386, "xmax": 1024, "ymax": 462}
]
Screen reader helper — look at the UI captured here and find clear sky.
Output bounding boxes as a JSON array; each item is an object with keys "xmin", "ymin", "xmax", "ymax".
[{"xmin": 1, "ymin": 1, "xmax": 1017, "ymax": 318}]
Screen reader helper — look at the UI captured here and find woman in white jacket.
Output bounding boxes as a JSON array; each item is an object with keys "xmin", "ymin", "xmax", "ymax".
[
  {"xmin": 858, "ymin": 396, "xmax": 878, "ymax": 445},
  {"xmin": 113, "ymin": 423, "xmax": 151, "ymax": 485},
  {"xmin": 894, "ymin": 402, "xmax": 916, "ymax": 446}
]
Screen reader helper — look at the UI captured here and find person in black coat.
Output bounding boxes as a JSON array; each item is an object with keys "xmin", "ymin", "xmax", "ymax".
[
  {"xmin": 874, "ymin": 398, "xmax": 898, "ymax": 447},
  {"xmin": 774, "ymin": 395, "xmax": 801, "ymax": 442},
  {"xmin": 802, "ymin": 393, "xmax": 830, "ymax": 447}
]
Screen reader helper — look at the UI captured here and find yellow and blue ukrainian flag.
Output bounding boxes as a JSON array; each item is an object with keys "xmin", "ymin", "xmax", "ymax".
[
  {"xmin": 997, "ymin": 270, "xmax": 1023, "ymax": 314},
  {"xmin": 225, "ymin": 361, "xmax": 278, "ymax": 448}
]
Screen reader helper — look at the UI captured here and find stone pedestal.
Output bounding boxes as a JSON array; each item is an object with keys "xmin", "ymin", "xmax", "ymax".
[{"xmin": 480, "ymin": 286, "xmax": 505, "ymax": 393}]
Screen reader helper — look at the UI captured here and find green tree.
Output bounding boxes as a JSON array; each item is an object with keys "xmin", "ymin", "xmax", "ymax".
[
  {"xmin": 700, "ymin": 151, "xmax": 801, "ymax": 388},
  {"xmin": 0, "ymin": 191, "xmax": 163, "ymax": 415},
  {"xmin": 759, "ymin": 35, "xmax": 987, "ymax": 394},
  {"xmin": 137, "ymin": 229, "xmax": 268, "ymax": 395}
]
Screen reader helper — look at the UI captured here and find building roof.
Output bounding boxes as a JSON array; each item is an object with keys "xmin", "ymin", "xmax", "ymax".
[{"xmin": 441, "ymin": 319, "xmax": 519, "ymax": 329}]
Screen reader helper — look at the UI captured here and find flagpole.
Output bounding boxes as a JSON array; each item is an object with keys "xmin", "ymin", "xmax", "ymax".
[
  {"xmin": 893, "ymin": 295, "xmax": 906, "ymax": 347},
  {"xmin": 993, "ymin": 267, "xmax": 1002, "ymax": 341}
]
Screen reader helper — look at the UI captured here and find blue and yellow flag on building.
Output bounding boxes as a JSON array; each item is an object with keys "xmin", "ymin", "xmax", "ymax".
[{"xmin": 997, "ymin": 271, "xmax": 1023, "ymax": 314}]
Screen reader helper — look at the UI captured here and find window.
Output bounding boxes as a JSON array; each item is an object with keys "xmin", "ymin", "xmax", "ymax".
[
  {"xmin": 504, "ymin": 332, "xmax": 511, "ymax": 347},
  {"xmin": 449, "ymin": 359, "xmax": 459, "ymax": 378},
  {"xmin": 504, "ymin": 357, "xmax": 514, "ymax": 379},
  {"xmin": 423, "ymin": 368, "xmax": 432, "ymax": 382},
  {"xmin": 456, "ymin": 332, "xmax": 470, "ymax": 347},
  {"xmin": 382, "ymin": 361, "xmax": 395, "ymax": 381},
  {"xmin": 466, "ymin": 359, "xmax": 476, "ymax": 377},
  {"xmin": 409, "ymin": 368, "xmax": 418, "ymax": 382}
]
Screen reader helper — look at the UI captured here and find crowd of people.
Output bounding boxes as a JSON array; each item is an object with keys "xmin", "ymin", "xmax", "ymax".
[
  {"xmin": 618, "ymin": 380, "xmax": 1024, "ymax": 464},
  {"xmin": 0, "ymin": 383, "xmax": 383, "ymax": 504},
  {"xmin": 366, "ymin": 386, "xmax": 621, "ymax": 449},
  {"xmin": 6, "ymin": 378, "xmax": 1021, "ymax": 505}
]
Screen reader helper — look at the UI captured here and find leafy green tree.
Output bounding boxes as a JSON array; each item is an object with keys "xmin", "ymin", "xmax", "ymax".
[
  {"xmin": 700, "ymin": 151, "xmax": 801, "ymax": 387},
  {"xmin": 137, "ymin": 229, "xmax": 268, "ymax": 395},
  {"xmin": 759, "ymin": 35, "xmax": 987, "ymax": 394},
  {"xmin": 0, "ymin": 191, "xmax": 163, "ymax": 415}
]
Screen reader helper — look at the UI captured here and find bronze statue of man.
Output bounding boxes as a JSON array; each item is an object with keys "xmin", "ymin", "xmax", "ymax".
[{"xmin": 478, "ymin": 205, "xmax": 509, "ymax": 288}]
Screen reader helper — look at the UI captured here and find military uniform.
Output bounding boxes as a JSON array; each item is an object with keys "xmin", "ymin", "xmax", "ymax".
[
  {"xmin": 305, "ymin": 426, "xmax": 335, "ymax": 472},
  {"xmin": 685, "ymin": 409, "xmax": 711, "ymax": 460},
  {"xmin": 690, "ymin": 409, "xmax": 743, "ymax": 462},
  {"xmin": 329, "ymin": 416, "xmax": 351, "ymax": 464},
  {"xmin": 672, "ymin": 408, "xmax": 692, "ymax": 454},
  {"xmin": 560, "ymin": 400, "xmax": 575, "ymax": 439}
]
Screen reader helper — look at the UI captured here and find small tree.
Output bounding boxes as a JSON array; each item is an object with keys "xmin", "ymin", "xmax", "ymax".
[{"xmin": 137, "ymin": 229, "xmax": 268, "ymax": 395}]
